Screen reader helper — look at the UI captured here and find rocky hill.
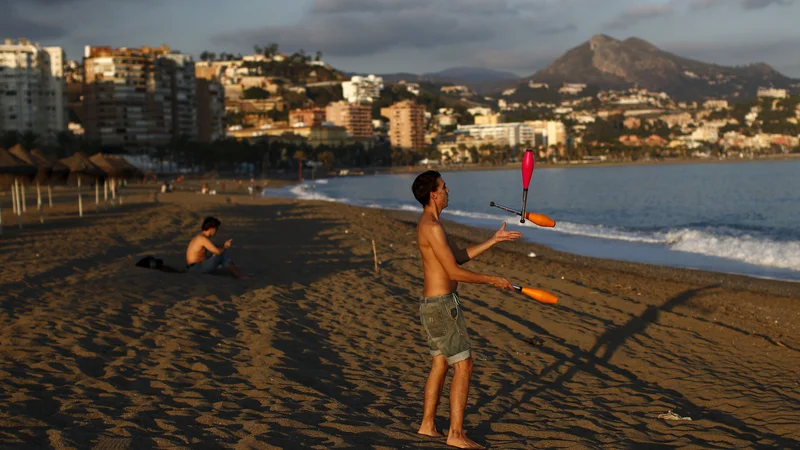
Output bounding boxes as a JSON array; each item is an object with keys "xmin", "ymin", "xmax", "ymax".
[{"xmin": 528, "ymin": 34, "xmax": 797, "ymax": 101}]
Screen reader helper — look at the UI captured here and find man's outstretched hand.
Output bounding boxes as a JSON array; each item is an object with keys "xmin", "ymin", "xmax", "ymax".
[
  {"xmin": 224, "ymin": 239, "xmax": 233, "ymax": 249},
  {"xmin": 492, "ymin": 223, "xmax": 522, "ymax": 244}
]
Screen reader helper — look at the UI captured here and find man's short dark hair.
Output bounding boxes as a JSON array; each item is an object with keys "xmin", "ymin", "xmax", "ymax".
[
  {"xmin": 412, "ymin": 170, "xmax": 441, "ymax": 206},
  {"xmin": 202, "ymin": 216, "xmax": 221, "ymax": 231}
]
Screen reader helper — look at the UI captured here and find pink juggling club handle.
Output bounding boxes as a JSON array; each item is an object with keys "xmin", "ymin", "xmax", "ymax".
[{"xmin": 520, "ymin": 150, "xmax": 535, "ymax": 224}]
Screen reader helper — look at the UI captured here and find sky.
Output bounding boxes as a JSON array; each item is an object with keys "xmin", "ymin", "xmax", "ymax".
[{"xmin": 2, "ymin": 0, "xmax": 799, "ymax": 77}]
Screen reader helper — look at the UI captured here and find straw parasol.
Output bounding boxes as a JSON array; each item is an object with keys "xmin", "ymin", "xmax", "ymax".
[
  {"xmin": 59, "ymin": 152, "xmax": 107, "ymax": 217},
  {"xmin": 0, "ymin": 147, "xmax": 37, "ymax": 231},
  {"xmin": 8, "ymin": 145, "xmax": 51, "ymax": 223},
  {"xmin": 30, "ymin": 149, "xmax": 70, "ymax": 208},
  {"xmin": 89, "ymin": 153, "xmax": 138, "ymax": 209}
]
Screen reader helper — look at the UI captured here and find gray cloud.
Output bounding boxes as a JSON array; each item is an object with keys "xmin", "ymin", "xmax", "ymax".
[
  {"xmin": 213, "ymin": 0, "xmax": 574, "ymax": 57},
  {"xmin": 604, "ymin": 3, "xmax": 674, "ymax": 29},
  {"xmin": 0, "ymin": 0, "xmax": 67, "ymax": 40},
  {"xmin": 742, "ymin": 0, "xmax": 794, "ymax": 9},
  {"xmin": 687, "ymin": 0, "xmax": 794, "ymax": 9}
]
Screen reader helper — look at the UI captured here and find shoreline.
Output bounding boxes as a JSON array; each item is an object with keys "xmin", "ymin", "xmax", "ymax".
[{"xmin": 260, "ymin": 183, "xmax": 800, "ymax": 295}]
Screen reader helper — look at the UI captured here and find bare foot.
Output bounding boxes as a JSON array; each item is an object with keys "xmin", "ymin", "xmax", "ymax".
[
  {"xmin": 417, "ymin": 426, "xmax": 445, "ymax": 438},
  {"xmin": 447, "ymin": 432, "xmax": 484, "ymax": 449}
]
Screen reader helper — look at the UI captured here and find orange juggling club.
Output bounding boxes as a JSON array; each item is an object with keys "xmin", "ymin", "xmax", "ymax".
[
  {"xmin": 512, "ymin": 285, "xmax": 558, "ymax": 305},
  {"xmin": 490, "ymin": 201, "xmax": 556, "ymax": 228}
]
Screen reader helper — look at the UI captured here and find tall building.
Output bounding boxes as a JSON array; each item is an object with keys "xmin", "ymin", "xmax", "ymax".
[
  {"xmin": 195, "ymin": 78, "xmax": 224, "ymax": 142},
  {"xmin": 342, "ymin": 75, "xmax": 383, "ymax": 103},
  {"xmin": 0, "ymin": 39, "xmax": 67, "ymax": 142},
  {"xmin": 325, "ymin": 101, "xmax": 372, "ymax": 139},
  {"xmin": 83, "ymin": 45, "xmax": 197, "ymax": 148},
  {"xmin": 162, "ymin": 53, "xmax": 198, "ymax": 141},
  {"xmin": 381, "ymin": 100, "xmax": 425, "ymax": 151}
]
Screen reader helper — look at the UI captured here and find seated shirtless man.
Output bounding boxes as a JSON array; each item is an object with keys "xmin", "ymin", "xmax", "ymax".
[{"xmin": 185, "ymin": 216, "xmax": 244, "ymax": 278}]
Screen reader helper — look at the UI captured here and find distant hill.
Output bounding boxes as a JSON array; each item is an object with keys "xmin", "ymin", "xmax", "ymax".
[
  {"xmin": 527, "ymin": 34, "xmax": 797, "ymax": 101},
  {"xmin": 347, "ymin": 67, "xmax": 521, "ymax": 87}
]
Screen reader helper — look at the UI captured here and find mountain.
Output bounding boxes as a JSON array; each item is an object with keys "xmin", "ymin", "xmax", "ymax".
[{"xmin": 528, "ymin": 34, "xmax": 797, "ymax": 100}]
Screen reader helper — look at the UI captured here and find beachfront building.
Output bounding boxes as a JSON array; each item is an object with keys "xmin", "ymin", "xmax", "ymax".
[
  {"xmin": 325, "ymin": 101, "xmax": 372, "ymax": 139},
  {"xmin": 161, "ymin": 52, "xmax": 198, "ymax": 141},
  {"xmin": 456, "ymin": 123, "xmax": 534, "ymax": 148},
  {"xmin": 525, "ymin": 120, "xmax": 567, "ymax": 146},
  {"xmin": 0, "ymin": 39, "xmax": 67, "ymax": 143},
  {"xmin": 83, "ymin": 45, "xmax": 198, "ymax": 148},
  {"xmin": 381, "ymin": 100, "xmax": 425, "ymax": 151},
  {"xmin": 342, "ymin": 75, "xmax": 383, "ymax": 103}
]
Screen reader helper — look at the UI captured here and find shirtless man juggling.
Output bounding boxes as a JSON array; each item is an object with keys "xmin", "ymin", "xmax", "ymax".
[{"xmin": 412, "ymin": 170, "xmax": 521, "ymax": 449}]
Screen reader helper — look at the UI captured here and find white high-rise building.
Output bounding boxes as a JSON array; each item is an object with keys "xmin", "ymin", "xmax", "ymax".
[
  {"xmin": 342, "ymin": 74, "xmax": 383, "ymax": 103},
  {"xmin": 0, "ymin": 39, "xmax": 66, "ymax": 142}
]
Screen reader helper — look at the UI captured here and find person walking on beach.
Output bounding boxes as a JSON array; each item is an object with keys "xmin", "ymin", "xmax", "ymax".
[
  {"xmin": 412, "ymin": 170, "xmax": 521, "ymax": 449},
  {"xmin": 186, "ymin": 216, "xmax": 244, "ymax": 279}
]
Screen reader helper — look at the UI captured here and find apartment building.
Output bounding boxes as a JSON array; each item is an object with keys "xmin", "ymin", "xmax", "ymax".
[
  {"xmin": 196, "ymin": 78, "xmax": 224, "ymax": 142},
  {"xmin": 381, "ymin": 100, "xmax": 425, "ymax": 151},
  {"xmin": 326, "ymin": 101, "xmax": 372, "ymax": 139},
  {"xmin": 525, "ymin": 120, "xmax": 567, "ymax": 146},
  {"xmin": 83, "ymin": 45, "xmax": 197, "ymax": 147},
  {"xmin": 342, "ymin": 75, "xmax": 383, "ymax": 103},
  {"xmin": 289, "ymin": 107, "xmax": 325, "ymax": 127},
  {"xmin": 0, "ymin": 39, "xmax": 66, "ymax": 142},
  {"xmin": 162, "ymin": 52, "xmax": 198, "ymax": 141}
]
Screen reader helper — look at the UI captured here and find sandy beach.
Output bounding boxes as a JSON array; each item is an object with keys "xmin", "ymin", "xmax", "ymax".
[{"xmin": 1, "ymin": 186, "xmax": 798, "ymax": 448}]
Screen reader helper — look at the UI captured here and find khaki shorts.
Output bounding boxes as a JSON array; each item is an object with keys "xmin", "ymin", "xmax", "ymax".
[{"xmin": 419, "ymin": 293, "xmax": 471, "ymax": 365}]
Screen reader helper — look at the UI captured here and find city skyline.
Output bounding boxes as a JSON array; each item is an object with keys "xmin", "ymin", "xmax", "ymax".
[{"xmin": 2, "ymin": 0, "xmax": 799, "ymax": 78}]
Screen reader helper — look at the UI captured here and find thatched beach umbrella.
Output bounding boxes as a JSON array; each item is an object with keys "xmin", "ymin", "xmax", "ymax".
[
  {"xmin": 31, "ymin": 149, "xmax": 70, "ymax": 207},
  {"xmin": 59, "ymin": 152, "xmax": 107, "ymax": 217},
  {"xmin": 9, "ymin": 145, "xmax": 53, "ymax": 223},
  {"xmin": 0, "ymin": 147, "xmax": 37, "ymax": 232},
  {"xmin": 89, "ymin": 153, "xmax": 139, "ymax": 208}
]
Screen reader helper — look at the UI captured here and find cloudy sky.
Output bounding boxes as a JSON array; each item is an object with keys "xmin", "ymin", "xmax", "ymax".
[{"xmin": 3, "ymin": 0, "xmax": 799, "ymax": 77}]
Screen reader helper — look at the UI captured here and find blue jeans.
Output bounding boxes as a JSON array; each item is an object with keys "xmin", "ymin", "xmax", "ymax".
[{"xmin": 187, "ymin": 251, "xmax": 232, "ymax": 274}]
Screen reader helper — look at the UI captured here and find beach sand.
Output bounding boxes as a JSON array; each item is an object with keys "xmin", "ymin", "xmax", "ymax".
[{"xmin": 1, "ymin": 187, "xmax": 798, "ymax": 448}]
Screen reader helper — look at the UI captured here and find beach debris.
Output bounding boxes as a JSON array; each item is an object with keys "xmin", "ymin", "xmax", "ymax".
[
  {"xmin": 658, "ymin": 411, "xmax": 692, "ymax": 421},
  {"xmin": 528, "ymin": 252, "xmax": 537, "ymax": 258}
]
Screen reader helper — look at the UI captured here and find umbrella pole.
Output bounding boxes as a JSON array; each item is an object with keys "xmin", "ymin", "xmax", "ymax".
[
  {"xmin": 21, "ymin": 182, "xmax": 26, "ymax": 213},
  {"xmin": 37, "ymin": 181, "xmax": 43, "ymax": 224},
  {"xmin": 104, "ymin": 179, "xmax": 108, "ymax": 210},
  {"xmin": 95, "ymin": 178, "xmax": 99, "ymax": 213},
  {"xmin": 14, "ymin": 179, "xmax": 22, "ymax": 229},
  {"xmin": 48, "ymin": 184, "xmax": 53, "ymax": 208},
  {"xmin": 78, "ymin": 177, "xmax": 83, "ymax": 218},
  {"xmin": 111, "ymin": 177, "xmax": 117, "ymax": 206}
]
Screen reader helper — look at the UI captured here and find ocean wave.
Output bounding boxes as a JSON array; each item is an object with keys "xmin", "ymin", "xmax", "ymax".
[{"xmin": 274, "ymin": 181, "xmax": 800, "ymax": 273}]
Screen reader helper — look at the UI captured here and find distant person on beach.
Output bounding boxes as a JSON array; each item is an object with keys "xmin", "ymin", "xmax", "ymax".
[
  {"xmin": 412, "ymin": 170, "xmax": 521, "ymax": 449},
  {"xmin": 185, "ymin": 216, "xmax": 244, "ymax": 279}
]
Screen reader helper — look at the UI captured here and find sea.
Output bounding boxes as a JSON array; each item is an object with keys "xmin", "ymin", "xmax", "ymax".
[{"xmin": 265, "ymin": 160, "xmax": 800, "ymax": 282}]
